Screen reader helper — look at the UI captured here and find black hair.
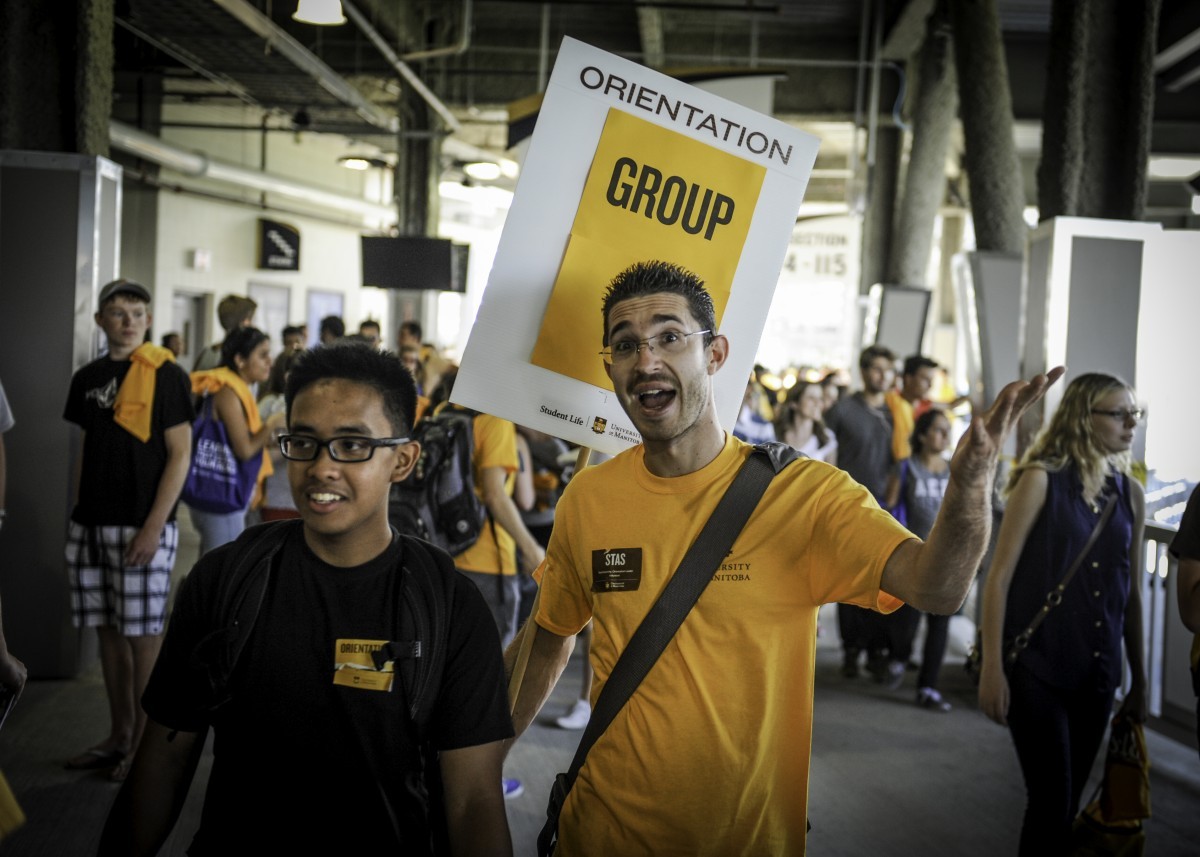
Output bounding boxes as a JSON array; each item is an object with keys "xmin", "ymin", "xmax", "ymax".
[
  {"xmin": 858, "ymin": 344, "xmax": 896, "ymax": 372},
  {"xmin": 601, "ymin": 261, "xmax": 716, "ymax": 347},
  {"xmin": 910, "ymin": 408, "xmax": 949, "ymax": 456},
  {"xmin": 284, "ymin": 343, "xmax": 417, "ymax": 436},
  {"xmin": 359, "ymin": 319, "xmax": 381, "ymax": 334},
  {"xmin": 320, "ymin": 315, "xmax": 345, "ymax": 339},
  {"xmin": 281, "ymin": 324, "xmax": 303, "ymax": 340},
  {"xmin": 903, "ymin": 354, "xmax": 939, "ymax": 377},
  {"xmin": 400, "ymin": 320, "xmax": 423, "ymax": 341},
  {"xmin": 220, "ymin": 327, "xmax": 269, "ymax": 372}
]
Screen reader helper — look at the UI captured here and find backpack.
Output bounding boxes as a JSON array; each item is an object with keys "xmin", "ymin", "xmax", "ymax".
[
  {"xmin": 388, "ymin": 406, "xmax": 486, "ymax": 555},
  {"xmin": 187, "ymin": 520, "xmax": 456, "ymax": 852}
]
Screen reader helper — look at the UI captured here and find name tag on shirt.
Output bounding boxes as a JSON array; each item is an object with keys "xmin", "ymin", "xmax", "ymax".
[
  {"xmin": 592, "ymin": 548, "xmax": 642, "ymax": 592},
  {"xmin": 333, "ymin": 638, "xmax": 394, "ymax": 692}
]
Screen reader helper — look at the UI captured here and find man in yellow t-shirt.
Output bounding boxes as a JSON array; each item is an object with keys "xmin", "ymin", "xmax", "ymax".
[
  {"xmin": 505, "ymin": 261, "xmax": 1062, "ymax": 854},
  {"xmin": 453, "ymin": 411, "xmax": 545, "ymax": 649}
]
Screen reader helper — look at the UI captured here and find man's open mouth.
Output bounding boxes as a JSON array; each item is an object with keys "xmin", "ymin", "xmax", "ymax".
[{"xmin": 636, "ymin": 388, "xmax": 676, "ymax": 412}]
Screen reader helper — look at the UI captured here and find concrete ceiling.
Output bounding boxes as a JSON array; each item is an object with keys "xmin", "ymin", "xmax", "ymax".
[{"xmin": 111, "ymin": 0, "xmax": 1200, "ymax": 219}]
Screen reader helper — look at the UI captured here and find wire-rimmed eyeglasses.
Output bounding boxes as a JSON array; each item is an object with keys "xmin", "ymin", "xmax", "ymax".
[{"xmin": 599, "ymin": 329, "xmax": 711, "ymax": 365}]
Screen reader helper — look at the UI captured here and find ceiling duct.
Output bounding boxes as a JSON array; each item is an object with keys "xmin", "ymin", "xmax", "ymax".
[{"xmin": 109, "ymin": 120, "xmax": 397, "ymax": 224}]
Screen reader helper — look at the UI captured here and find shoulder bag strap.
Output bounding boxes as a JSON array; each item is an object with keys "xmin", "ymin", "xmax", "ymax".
[
  {"xmin": 551, "ymin": 444, "xmax": 796, "ymax": 807},
  {"xmin": 1007, "ymin": 491, "xmax": 1119, "ymax": 663}
]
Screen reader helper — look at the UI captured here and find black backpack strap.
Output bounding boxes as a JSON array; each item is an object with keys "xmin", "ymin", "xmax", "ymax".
[
  {"xmin": 189, "ymin": 520, "xmax": 300, "ymax": 711},
  {"xmin": 539, "ymin": 443, "xmax": 797, "ymax": 855}
]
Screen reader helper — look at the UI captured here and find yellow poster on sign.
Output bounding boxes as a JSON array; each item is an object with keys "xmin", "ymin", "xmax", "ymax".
[{"xmin": 530, "ymin": 108, "xmax": 767, "ymax": 389}]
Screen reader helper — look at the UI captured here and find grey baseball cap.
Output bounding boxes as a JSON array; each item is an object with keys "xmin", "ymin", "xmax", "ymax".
[{"xmin": 98, "ymin": 278, "xmax": 152, "ymax": 305}]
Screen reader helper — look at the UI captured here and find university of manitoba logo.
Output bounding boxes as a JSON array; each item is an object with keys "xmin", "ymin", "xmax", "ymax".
[{"xmin": 591, "ymin": 416, "xmax": 607, "ymax": 434}]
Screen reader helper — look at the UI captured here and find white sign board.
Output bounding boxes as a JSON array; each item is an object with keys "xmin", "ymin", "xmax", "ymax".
[{"xmin": 455, "ymin": 37, "xmax": 819, "ymax": 454}]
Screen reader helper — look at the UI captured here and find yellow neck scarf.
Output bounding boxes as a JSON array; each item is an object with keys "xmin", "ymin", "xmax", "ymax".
[{"xmin": 113, "ymin": 343, "xmax": 175, "ymax": 443}]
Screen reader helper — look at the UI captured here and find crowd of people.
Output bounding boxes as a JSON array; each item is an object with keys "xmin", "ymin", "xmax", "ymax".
[
  {"xmin": 733, "ymin": 347, "xmax": 968, "ymax": 712},
  {"xmin": 0, "ymin": 266, "xmax": 1195, "ymax": 855}
]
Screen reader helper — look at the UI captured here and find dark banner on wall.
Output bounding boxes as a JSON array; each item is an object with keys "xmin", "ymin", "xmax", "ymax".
[{"xmin": 257, "ymin": 218, "xmax": 300, "ymax": 270}]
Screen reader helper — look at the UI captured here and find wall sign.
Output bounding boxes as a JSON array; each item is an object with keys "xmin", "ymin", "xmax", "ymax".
[{"xmin": 257, "ymin": 218, "xmax": 300, "ymax": 271}]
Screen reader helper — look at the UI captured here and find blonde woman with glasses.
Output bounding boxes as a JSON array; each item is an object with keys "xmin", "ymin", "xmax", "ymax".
[{"xmin": 978, "ymin": 372, "xmax": 1147, "ymax": 854}]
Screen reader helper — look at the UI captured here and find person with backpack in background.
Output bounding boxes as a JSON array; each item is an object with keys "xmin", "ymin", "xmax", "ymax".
[
  {"xmin": 185, "ymin": 327, "xmax": 285, "ymax": 556},
  {"xmin": 101, "ymin": 344, "xmax": 514, "ymax": 856}
]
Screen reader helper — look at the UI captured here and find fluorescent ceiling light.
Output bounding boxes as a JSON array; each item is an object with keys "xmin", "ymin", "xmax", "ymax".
[
  {"xmin": 1147, "ymin": 156, "xmax": 1200, "ymax": 180},
  {"xmin": 293, "ymin": 0, "xmax": 346, "ymax": 25},
  {"xmin": 338, "ymin": 155, "xmax": 388, "ymax": 171},
  {"xmin": 463, "ymin": 161, "xmax": 503, "ymax": 181}
]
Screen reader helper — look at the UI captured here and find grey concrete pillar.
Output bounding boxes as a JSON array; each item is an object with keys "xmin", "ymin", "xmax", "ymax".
[
  {"xmin": 860, "ymin": 126, "xmax": 903, "ymax": 293},
  {"xmin": 0, "ymin": 0, "xmax": 113, "ymax": 156},
  {"xmin": 1039, "ymin": 0, "xmax": 1160, "ymax": 222},
  {"xmin": 1076, "ymin": 0, "xmax": 1160, "ymax": 220},
  {"xmin": 949, "ymin": 0, "xmax": 1026, "ymax": 254},
  {"xmin": 888, "ymin": 2, "xmax": 957, "ymax": 286},
  {"xmin": 394, "ymin": 90, "xmax": 440, "ymax": 237},
  {"xmin": 1036, "ymin": 0, "xmax": 1087, "ymax": 220}
]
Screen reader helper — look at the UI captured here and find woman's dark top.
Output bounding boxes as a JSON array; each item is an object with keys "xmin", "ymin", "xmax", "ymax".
[{"xmin": 1004, "ymin": 465, "xmax": 1134, "ymax": 694}]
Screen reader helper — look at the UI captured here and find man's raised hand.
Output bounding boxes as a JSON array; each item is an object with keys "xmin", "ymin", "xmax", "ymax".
[{"xmin": 950, "ymin": 366, "xmax": 1066, "ymax": 485}]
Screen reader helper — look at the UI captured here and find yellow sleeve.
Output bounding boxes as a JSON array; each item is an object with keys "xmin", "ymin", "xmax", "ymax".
[{"xmin": 801, "ymin": 463, "xmax": 913, "ymax": 612}]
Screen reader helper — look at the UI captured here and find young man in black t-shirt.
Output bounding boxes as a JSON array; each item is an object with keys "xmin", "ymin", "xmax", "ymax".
[
  {"xmin": 102, "ymin": 345, "xmax": 514, "ymax": 856},
  {"xmin": 62, "ymin": 279, "xmax": 194, "ymax": 782}
]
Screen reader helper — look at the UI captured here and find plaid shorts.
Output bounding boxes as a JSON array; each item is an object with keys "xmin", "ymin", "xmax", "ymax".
[{"xmin": 65, "ymin": 521, "xmax": 177, "ymax": 636}]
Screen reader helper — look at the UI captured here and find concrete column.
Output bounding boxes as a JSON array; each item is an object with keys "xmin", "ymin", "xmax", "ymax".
[
  {"xmin": 887, "ymin": 2, "xmax": 957, "ymax": 286},
  {"xmin": 1076, "ymin": 0, "xmax": 1160, "ymax": 220},
  {"xmin": 0, "ymin": 0, "xmax": 113, "ymax": 155},
  {"xmin": 1036, "ymin": 0, "xmax": 1087, "ymax": 220},
  {"xmin": 1038, "ymin": 0, "xmax": 1160, "ymax": 222},
  {"xmin": 949, "ymin": 0, "xmax": 1026, "ymax": 254},
  {"xmin": 859, "ymin": 126, "xmax": 902, "ymax": 292},
  {"xmin": 394, "ymin": 90, "xmax": 440, "ymax": 237}
]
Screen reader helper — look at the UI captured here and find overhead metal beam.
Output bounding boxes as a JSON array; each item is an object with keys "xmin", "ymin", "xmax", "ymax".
[
  {"xmin": 342, "ymin": 0, "xmax": 462, "ymax": 132},
  {"xmin": 211, "ymin": 0, "xmax": 397, "ymax": 132}
]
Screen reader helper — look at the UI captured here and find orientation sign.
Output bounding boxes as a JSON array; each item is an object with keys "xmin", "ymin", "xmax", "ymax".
[{"xmin": 454, "ymin": 37, "xmax": 819, "ymax": 454}]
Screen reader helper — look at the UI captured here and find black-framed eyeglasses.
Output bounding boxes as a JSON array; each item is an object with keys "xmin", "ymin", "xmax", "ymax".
[
  {"xmin": 278, "ymin": 434, "xmax": 411, "ymax": 462},
  {"xmin": 599, "ymin": 329, "xmax": 711, "ymax": 365},
  {"xmin": 1091, "ymin": 408, "xmax": 1145, "ymax": 423}
]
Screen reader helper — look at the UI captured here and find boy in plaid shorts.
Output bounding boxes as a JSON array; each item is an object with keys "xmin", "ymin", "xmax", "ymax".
[{"xmin": 62, "ymin": 279, "xmax": 193, "ymax": 781}]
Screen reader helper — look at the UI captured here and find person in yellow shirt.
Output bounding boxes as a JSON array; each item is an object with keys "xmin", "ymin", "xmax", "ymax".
[{"xmin": 506, "ymin": 260, "xmax": 1061, "ymax": 854}]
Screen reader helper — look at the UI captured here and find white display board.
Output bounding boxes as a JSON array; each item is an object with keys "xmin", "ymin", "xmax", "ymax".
[{"xmin": 454, "ymin": 37, "xmax": 819, "ymax": 453}]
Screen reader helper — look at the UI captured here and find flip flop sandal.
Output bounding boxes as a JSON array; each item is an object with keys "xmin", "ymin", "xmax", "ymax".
[{"xmin": 65, "ymin": 748, "xmax": 126, "ymax": 770}]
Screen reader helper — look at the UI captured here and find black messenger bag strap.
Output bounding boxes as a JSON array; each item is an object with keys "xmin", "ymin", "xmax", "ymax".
[
  {"xmin": 1006, "ymin": 491, "xmax": 1118, "ymax": 666},
  {"xmin": 538, "ymin": 443, "xmax": 798, "ymax": 856}
]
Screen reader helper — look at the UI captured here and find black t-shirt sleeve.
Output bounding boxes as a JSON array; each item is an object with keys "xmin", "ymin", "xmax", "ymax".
[
  {"xmin": 1170, "ymin": 486, "xmax": 1200, "ymax": 561},
  {"xmin": 429, "ymin": 575, "xmax": 515, "ymax": 751},
  {"xmin": 157, "ymin": 362, "xmax": 195, "ymax": 430},
  {"xmin": 142, "ymin": 559, "xmax": 220, "ymax": 732}
]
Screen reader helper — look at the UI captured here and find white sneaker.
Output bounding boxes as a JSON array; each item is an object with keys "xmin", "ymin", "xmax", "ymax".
[{"xmin": 555, "ymin": 699, "xmax": 591, "ymax": 730}]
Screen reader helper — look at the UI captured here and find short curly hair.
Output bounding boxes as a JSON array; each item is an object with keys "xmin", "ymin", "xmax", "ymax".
[
  {"xmin": 285, "ymin": 343, "xmax": 417, "ymax": 436},
  {"xmin": 601, "ymin": 261, "xmax": 717, "ymax": 347}
]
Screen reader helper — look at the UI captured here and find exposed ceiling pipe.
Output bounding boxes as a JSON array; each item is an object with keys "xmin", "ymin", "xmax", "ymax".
[
  {"xmin": 342, "ymin": 0, "xmax": 462, "ymax": 133},
  {"xmin": 211, "ymin": 0, "xmax": 397, "ymax": 132},
  {"xmin": 109, "ymin": 120, "xmax": 397, "ymax": 224},
  {"xmin": 401, "ymin": 0, "xmax": 473, "ymax": 62}
]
